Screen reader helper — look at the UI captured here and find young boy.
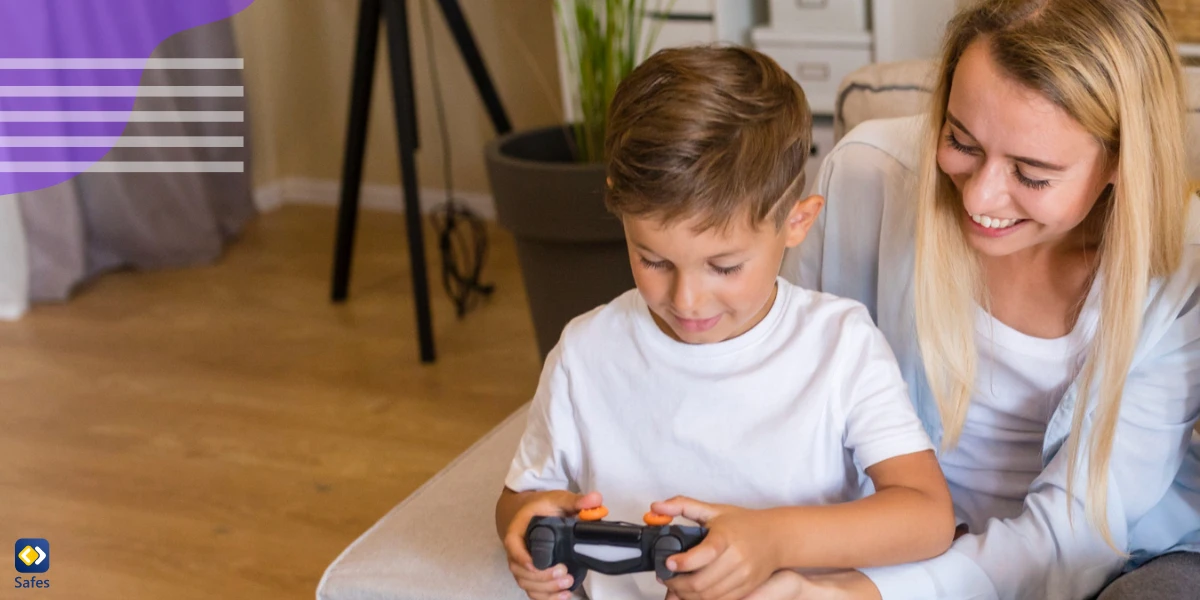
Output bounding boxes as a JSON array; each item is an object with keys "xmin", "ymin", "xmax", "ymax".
[{"xmin": 495, "ymin": 46, "xmax": 954, "ymax": 600}]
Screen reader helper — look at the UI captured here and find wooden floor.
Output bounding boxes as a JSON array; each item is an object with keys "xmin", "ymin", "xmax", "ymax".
[{"xmin": 0, "ymin": 205, "xmax": 542, "ymax": 599}]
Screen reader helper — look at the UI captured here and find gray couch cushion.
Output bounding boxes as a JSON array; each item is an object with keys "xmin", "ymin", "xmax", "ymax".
[{"xmin": 317, "ymin": 405, "xmax": 539, "ymax": 600}]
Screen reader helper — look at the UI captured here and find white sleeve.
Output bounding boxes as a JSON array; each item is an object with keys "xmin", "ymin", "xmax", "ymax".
[
  {"xmin": 504, "ymin": 341, "xmax": 583, "ymax": 493},
  {"xmin": 784, "ymin": 135, "xmax": 915, "ymax": 327},
  {"xmin": 840, "ymin": 308, "xmax": 934, "ymax": 470},
  {"xmin": 862, "ymin": 270, "xmax": 1200, "ymax": 600}
]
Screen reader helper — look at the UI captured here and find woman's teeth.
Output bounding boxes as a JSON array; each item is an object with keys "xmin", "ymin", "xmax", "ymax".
[{"xmin": 971, "ymin": 214, "xmax": 1021, "ymax": 229}]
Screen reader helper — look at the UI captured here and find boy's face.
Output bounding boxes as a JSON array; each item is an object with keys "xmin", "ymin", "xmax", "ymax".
[{"xmin": 622, "ymin": 195, "xmax": 823, "ymax": 344}]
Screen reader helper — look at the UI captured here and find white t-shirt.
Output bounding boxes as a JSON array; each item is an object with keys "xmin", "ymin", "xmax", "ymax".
[
  {"xmin": 505, "ymin": 278, "xmax": 933, "ymax": 600},
  {"xmin": 940, "ymin": 285, "xmax": 1100, "ymax": 534}
]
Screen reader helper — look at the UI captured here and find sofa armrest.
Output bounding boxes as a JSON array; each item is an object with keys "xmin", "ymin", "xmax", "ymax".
[
  {"xmin": 833, "ymin": 59, "xmax": 935, "ymax": 143},
  {"xmin": 317, "ymin": 404, "xmax": 535, "ymax": 600}
]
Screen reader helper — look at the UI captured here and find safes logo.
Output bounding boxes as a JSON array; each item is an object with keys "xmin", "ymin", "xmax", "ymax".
[
  {"xmin": 14, "ymin": 540, "xmax": 47, "ymax": 574},
  {"xmin": 13, "ymin": 539, "xmax": 50, "ymax": 590}
]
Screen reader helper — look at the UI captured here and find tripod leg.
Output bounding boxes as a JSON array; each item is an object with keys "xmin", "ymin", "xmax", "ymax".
[
  {"xmin": 382, "ymin": 0, "xmax": 436, "ymax": 363},
  {"xmin": 332, "ymin": 0, "xmax": 383, "ymax": 302},
  {"xmin": 434, "ymin": 0, "xmax": 512, "ymax": 135}
]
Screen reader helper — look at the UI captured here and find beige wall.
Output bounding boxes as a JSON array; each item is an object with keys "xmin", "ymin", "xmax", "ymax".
[{"xmin": 232, "ymin": 0, "xmax": 563, "ymax": 194}]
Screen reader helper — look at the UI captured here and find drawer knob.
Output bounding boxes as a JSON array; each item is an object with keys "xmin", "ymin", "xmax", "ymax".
[{"xmin": 795, "ymin": 62, "xmax": 831, "ymax": 81}]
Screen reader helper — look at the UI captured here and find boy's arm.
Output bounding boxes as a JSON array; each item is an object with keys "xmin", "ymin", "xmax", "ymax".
[
  {"xmin": 663, "ymin": 307, "xmax": 953, "ymax": 588},
  {"xmin": 758, "ymin": 449, "xmax": 953, "ymax": 568},
  {"xmin": 658, "ymin": 451, "xmax": 952, "ymax": 579},
  {"xmin": 496, "ymin": 335, "xmax": 602, "ymax": 598},
  {"xmin": 495, "ymin": 487, "xmax": 536, "ymax": 541},
  {"xmin": 498, "ymin": 334, "xmax": 586, "ymax": 540},
  {"xmin": 787, "ymin": 304, "xmax": 954, "ymax": 566}
]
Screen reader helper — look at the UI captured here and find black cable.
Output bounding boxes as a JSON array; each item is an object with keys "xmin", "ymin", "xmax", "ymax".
[{"xmin": 418, "ymin": 0, "xmax": 495, "ymax": 318}]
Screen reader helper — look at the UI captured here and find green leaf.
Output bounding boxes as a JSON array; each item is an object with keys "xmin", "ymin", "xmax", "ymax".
[{"xmin": 552, "ymin": 0, "xmax": 668, "ymax": 162}]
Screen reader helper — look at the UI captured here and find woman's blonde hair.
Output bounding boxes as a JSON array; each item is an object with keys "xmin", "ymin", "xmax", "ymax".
[{"xmin": 915, "ymin": 0, "xmax": 1189, "ymax": 547}]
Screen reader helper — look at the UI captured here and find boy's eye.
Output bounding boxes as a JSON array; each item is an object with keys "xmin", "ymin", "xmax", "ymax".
[
  {"xmin": 711, "ymin": 263, "xmax": 743, "ymax": 276},
  {"xmin": 639, "ymin": 257, "xmax": 671, "ymax": 270}
]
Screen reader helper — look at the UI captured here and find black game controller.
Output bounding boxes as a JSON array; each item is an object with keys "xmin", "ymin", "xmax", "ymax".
[{"xmin": 525, "ymin": 515, "xmax": 708, "ymax": 591}]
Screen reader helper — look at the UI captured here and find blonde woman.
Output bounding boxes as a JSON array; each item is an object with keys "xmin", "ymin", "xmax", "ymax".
[{"xmin": 763, "ymin": 0, "xmax": 1200, "ymax": 598}]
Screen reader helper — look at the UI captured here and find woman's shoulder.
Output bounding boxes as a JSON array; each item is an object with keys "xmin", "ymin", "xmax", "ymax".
[{"xmin": 798, "ymin": 115, "xmax": 927, "ymax": 316}]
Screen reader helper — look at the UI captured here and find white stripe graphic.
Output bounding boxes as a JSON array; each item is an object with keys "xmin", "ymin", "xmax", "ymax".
[
  {"xmin": 0, "ymin": 111, "xmax": 243, "ymax": 122},
  {"xmin": 0, "ymin": 161, "xmax": 244, "ymax": 173},
  {"xmin": 0, "ymin": 58, "xmax": 243, "ymax": 70},
  {"xmin": 0, "ymin": 136, "xmax": 244, "ymax": 147},
  {"xmin": 0, "ymin": 86, "xmax": 244, "ymax": 97}
]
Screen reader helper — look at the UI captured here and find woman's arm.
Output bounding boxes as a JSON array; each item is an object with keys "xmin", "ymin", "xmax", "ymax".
[
  {"xmin": 768, "ymin": 450, "xmax": 955, "ymax": 568},
  {"xmin": 858, "ymin": 252, "xmax": 1200, "ymax": 600}
]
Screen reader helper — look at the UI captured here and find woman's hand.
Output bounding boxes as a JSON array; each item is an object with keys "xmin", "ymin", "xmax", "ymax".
[{"xmin": 740, "ymin": 570, "xmax": 883, "ymax": 600}]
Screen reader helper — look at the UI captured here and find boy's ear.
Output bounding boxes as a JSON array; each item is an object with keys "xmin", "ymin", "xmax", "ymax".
[{"xmin": 783, "ymin": 194, "xmax": 825, "ymax": 247}]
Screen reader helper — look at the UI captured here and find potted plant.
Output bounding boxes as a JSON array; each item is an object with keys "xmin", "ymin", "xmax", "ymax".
[{"xmin": 485, "ymin": 1, "xmax": 669, "ymax": 359}]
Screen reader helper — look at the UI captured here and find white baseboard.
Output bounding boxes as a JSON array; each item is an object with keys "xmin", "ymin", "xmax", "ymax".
[
  {"xmin": 254, "ymin": 177, "xmax": 496, "ymax": 220},
  {"xmin": 0, "ymin": 302, "xmax": 28, "ymax": 322}
]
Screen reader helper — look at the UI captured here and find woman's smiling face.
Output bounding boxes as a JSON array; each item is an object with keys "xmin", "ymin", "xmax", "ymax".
[{"xmin": 937, "ymin": 39, "xmax": 1114, "ymax": 258}]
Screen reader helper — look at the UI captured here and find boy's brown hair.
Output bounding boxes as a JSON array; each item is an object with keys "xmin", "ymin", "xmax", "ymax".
[{"xmin": 604, "ymin": 45, "xmax": 812, "ymax": 231}]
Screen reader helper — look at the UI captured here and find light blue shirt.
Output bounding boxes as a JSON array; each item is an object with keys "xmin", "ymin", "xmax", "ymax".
[{"xmin": 781, "ymin": 116, "xmax": 1200, "ymax": 600}]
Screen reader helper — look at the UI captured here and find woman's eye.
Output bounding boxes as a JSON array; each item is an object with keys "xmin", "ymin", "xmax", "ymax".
[
  {"xmin": 1013, "ymin": 167, "xmax": 1050, "ymax": 190},
  {"xmin": 945, "ymin": 131, "xmax": 976, "ymax": 155}
]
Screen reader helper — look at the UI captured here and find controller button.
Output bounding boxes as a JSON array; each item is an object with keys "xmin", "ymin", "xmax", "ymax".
[
  {"xmin": 578, "ymin": 506, "xmax": 609, "ymax": 521},
  {"xmin": 528, "ymin": 527, "xmax": 557, "ymax": 570},
  {"xmin": 643, "ymin": 512, "xmax": 673, "ymax": 526}
]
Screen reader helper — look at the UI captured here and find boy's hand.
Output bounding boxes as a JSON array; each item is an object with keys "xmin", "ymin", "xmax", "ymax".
[
  {"xmin": 652, "ymin": 496, "xmax": 779, "ymax": 600},
  {"xmin": 503, "ymin": 490, "xmax": 603, "ymax": 600}
]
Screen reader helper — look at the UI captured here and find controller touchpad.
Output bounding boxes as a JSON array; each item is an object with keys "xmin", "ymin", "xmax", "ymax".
[
  {"xmin": 575, "ymin": 521, "xmax": 642, "ymax": 543},
  {"xmin": 573, "ymin": 544, "xmax": 644, "ymax": 562}
]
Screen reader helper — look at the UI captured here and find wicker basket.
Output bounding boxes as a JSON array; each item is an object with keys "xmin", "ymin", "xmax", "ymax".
[{"xmin": 1163, "ymin": 0, "xmax": 1200, "ymax": 44}]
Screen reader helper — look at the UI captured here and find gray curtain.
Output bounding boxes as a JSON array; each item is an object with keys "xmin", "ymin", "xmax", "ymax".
[{"xmin": 18, "ymin": 17, "xmax": 255, "ymax": 301}]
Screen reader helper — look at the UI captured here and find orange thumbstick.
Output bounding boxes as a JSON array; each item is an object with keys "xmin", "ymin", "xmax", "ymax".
[
  {"xmin": 578, "ymin": 506, "xmax": 609, "ymax": 521},
  {"xmin": 643, "ymin": 512, "xmax": 673, "ymax": 526}
]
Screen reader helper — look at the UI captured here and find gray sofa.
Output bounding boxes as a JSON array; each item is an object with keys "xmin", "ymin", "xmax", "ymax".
[
  {"xmin": 317, "ymin": 404, "xmax": 533, "ymax": 600},
  {"xmin": 316, "ymin": 59, "xmax": 1200, "ymax": 600}
]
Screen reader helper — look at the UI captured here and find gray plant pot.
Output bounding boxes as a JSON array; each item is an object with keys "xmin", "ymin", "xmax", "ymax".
[{"xmin": 485, "ymin": 126, "xmax": 634, "ymax": 360}]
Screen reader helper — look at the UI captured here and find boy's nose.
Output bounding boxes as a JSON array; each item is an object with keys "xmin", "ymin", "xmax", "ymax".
[{"xmin": 671, "ymin": 274, "xmax": 701, "ymax": 314}]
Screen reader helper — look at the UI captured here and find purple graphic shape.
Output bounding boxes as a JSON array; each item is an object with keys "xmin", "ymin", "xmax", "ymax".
[{"xmin": 0, "ymin": 0, "xmax": 254, "ymax": 195}]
